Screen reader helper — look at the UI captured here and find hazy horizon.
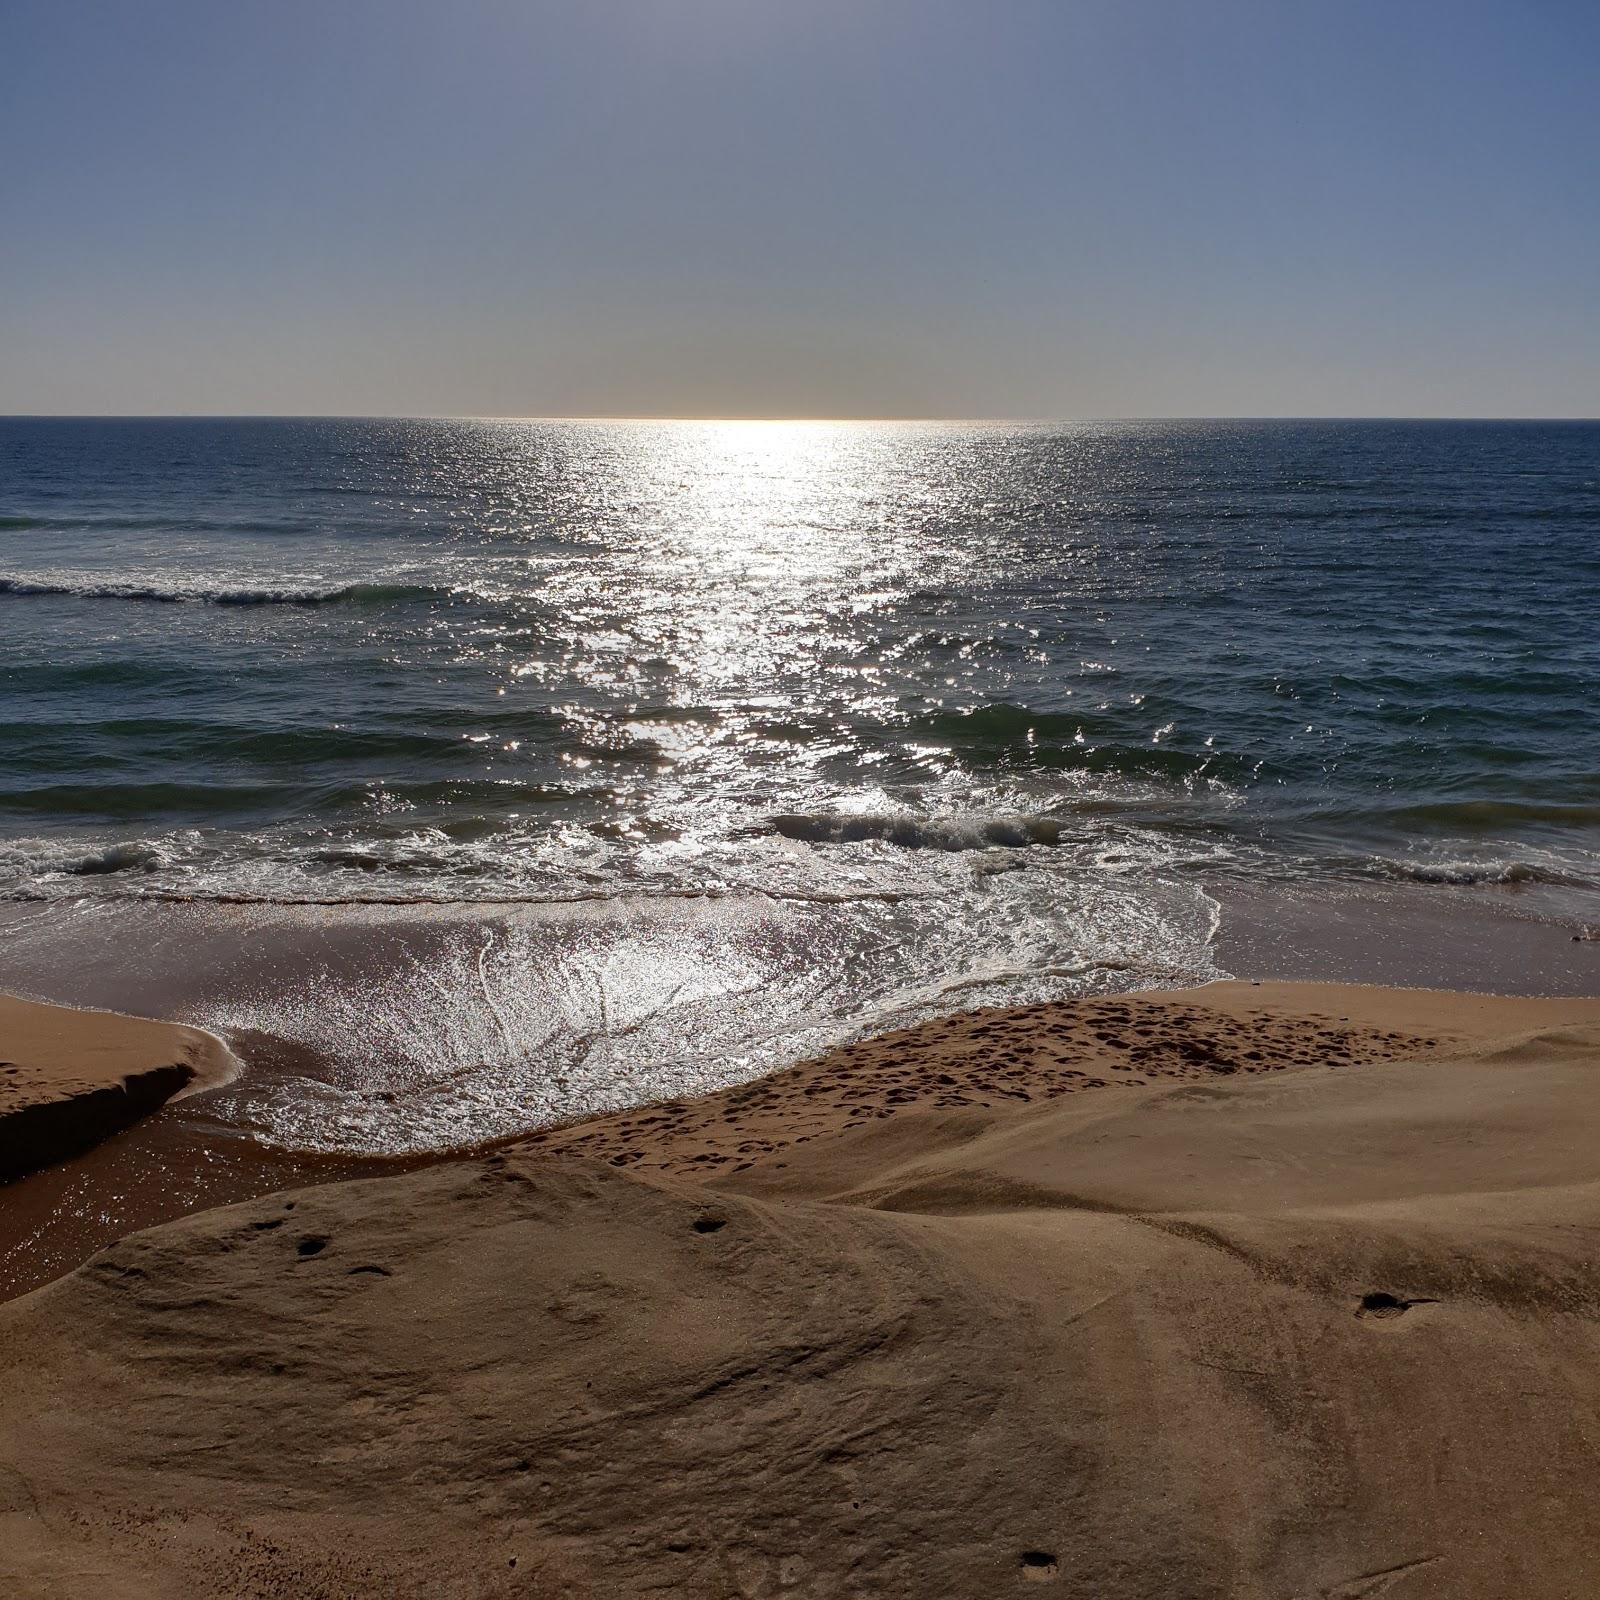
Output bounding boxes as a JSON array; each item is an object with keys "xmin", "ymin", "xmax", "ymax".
[
  {"xmin": 5, "ymin": 413, "xmax": 1599, "ymax": 423},
  {"xmin": 5, "ymin": 0, "xmax": 1598, "ymax": 419}
]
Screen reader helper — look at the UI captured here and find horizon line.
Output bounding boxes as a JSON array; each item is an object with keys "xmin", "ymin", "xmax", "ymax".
[{"xmin": 2, "ymin": 412, "xmax": 1598, "ymax": 425}]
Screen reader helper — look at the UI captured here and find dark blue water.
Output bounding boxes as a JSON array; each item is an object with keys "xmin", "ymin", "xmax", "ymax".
[{"xmin": 2, "ymin": 417, "xmax": 1597, "ymax": 1152}]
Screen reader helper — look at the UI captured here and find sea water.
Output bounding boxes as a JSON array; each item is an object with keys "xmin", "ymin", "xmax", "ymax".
[{"xmin": 2, "ymin": 417, "xmax": 1597, "ymax": 1151}]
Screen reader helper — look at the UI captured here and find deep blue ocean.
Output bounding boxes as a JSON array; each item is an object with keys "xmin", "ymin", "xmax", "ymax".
[{"xmin": 2, "ymin": 417, "xmax": 1597, "ymax": 1153}]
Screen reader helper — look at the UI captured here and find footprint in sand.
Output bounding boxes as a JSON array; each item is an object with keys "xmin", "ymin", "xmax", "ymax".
[
  {"xmin": 1019, "ymin": 1550, "xmax": 1059, "ymax": 1582},
  {"xmin": 1356, "ymin": 1291, "xmax": 1438, "ymax": 1321}
]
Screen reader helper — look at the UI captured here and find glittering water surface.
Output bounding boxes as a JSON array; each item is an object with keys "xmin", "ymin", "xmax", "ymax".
[{"xmin": 2, "ymin": 418, "xmax": 1597, "ymax": 1152}]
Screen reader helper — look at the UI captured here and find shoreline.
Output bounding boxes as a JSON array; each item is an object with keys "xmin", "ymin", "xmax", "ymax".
[
  {"xmin": 518, "ymin": 978, "xmax": 1458, "ymax": 1189},
  {"xmin": 0, "ymin": 875, "xmax": 1596, "ymax": 1301},
  {"xmin": 4, "ymin": 965, "xmax": 1598, "ymax": 1299}
]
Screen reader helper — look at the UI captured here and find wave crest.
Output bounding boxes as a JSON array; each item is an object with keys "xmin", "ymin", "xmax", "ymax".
[
  {"xmin": 0, "ymin": 574, "xmax": 440, "ymax": 607},
  {"xmin": 770, "ymin": 810, "xmax": 1066, "ymax": 851},
  {"xmin": 1367, "ymin": 855, "xmax": 1594, "ymax": 888}
]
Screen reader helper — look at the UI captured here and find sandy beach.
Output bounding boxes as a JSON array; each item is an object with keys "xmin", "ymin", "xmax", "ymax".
[
  {"xmin": 8, "ymin": 0, "xmax": 1599, "ymax": 1591},
  {"xmin": 5, "ymin": 978, "xmax": 1600, "ymax": 1597}
]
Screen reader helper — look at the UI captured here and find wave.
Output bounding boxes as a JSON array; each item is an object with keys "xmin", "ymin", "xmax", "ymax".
[
  {"xmin": 1371, "ymin": 799, "xmax": 1600, "ymax": 830},
  {"xmin": 0, "ymin": 877, "xmax": 941, "ymax": 909},
  {"xmin": 769, "ymin": 810, "xmax": 1067, "ymax": 851},
  {"xmin": 52, "ymin": 841, "xmax": 173, "ymax": 877},
  {"xmin": 1362, "ymin": 856, "xmax": 1597, "ymax": 889},
  {"xmin": 0, "ymin": 574, "xmax": 442, "ymax": 607}
]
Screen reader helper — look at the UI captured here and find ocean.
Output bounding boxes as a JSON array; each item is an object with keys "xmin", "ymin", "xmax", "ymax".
[{"xmin": 2, "ymin": 416, "xmax": 1598, "ymax": 1155}]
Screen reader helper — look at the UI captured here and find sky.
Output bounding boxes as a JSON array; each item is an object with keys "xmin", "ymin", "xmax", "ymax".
[{"xmin": 2, "ymin": 0, "xmax": 1597, "ymax": 418}]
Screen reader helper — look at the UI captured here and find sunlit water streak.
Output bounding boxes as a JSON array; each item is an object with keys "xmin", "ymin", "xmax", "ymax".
[{"xmin": 2, "ymin": 417, "xmax": 1597, "ymax": 1153}]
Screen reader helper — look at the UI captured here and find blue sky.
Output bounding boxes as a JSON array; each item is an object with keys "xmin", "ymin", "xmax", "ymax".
[{"xmin": 3, "ymin": 0, "xmax": 1596, "ymax": 416}]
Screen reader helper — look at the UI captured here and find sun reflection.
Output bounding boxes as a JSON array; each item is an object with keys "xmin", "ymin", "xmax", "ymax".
[
  {"xmin": 493, "ymin": 420, "xmax": 969, "ymax": 797},
  {"xmin": 631, "ymin": 422, "xmax": 873, "ymax": 687},
  {"xmin": 455, "ymin": 417, "xmax": 1059, "ymax": 848}
]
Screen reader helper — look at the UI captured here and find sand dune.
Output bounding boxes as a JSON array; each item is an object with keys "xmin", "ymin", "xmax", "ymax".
[{"xmin": 4, "ymin": 983, "xmax": 1600, "ymax": 1597}]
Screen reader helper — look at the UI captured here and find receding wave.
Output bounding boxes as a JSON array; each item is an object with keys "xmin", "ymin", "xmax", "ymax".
[
  {"xmin": 0, "ymin": 574, "xmax": 443, "ymax": 607},
  {"xmin": 0, "ymin": 877, "xmax": 938, "ymax": 909},
  {"xmin": 770, "ymin": 810, "xmax": 1067, "ymax": 850}
]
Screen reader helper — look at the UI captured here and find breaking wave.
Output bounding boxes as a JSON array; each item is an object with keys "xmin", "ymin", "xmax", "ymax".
[
  {"xmin": 0, "ymin": 574, "xmax": 441, "ymax": 607},
  {"xmin": 769, "ymin": 810, "xmax": 1068, "ymax": 850},
  {"xmin": 1363, "ymin": 855, "xmax": 1597, "ymax": 889}
]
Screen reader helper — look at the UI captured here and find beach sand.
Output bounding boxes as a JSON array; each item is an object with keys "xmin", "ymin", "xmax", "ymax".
[
  {"xmin": 0, "ymin": 994, "xmax": 236, "ymax": 1183},
  {"xmin": 5, "ymin": 981, "xmax": 1600, "ymax": 1596}
]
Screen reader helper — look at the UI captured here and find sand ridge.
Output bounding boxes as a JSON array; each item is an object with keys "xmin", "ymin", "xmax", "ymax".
[
  {"xmin": 0, "ymin": 994, "xmax": 238, "ymax": 1181},
  {"xmin": 520, "ymin": 983, "xmax": 1446, "ymax": 1184}
]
